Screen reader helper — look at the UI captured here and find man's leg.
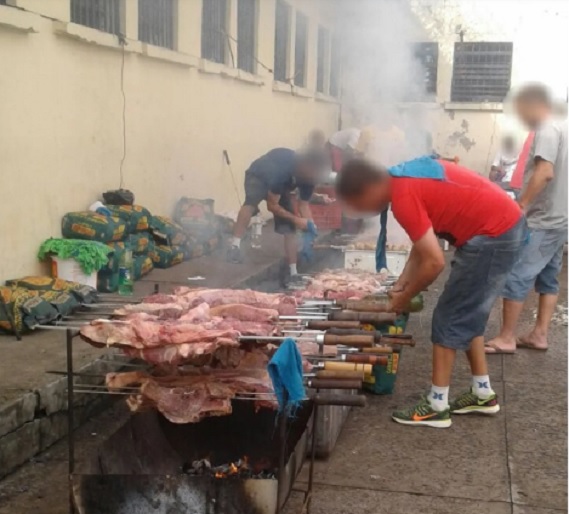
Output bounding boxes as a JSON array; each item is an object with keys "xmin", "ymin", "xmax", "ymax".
[
  {"xmin": 430, "ymin": 343, "xmax": 456, "ymax": 408},
  {"xmin": 283, "ymin": 233, "xmax": 298, "ymax": 275},
  {"xmin": 518, "ymin": 237, "xmax": 566, "ymax": 350},
  {"xmin": 485, "ymin": 299, "xmax": 525, "ymax": 354},
  {"xmin": 451, "ymin": 336, "xmax": 500, "ymax": 414},
  {"xmin": 232, "ymin": 205, "xmax": 255, "ymax": 242}
]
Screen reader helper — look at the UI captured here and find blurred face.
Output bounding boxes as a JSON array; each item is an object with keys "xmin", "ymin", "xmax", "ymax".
[
  {"xmin": 503, "ymin": 137, "xmax": 515, "ymax": 153},
  {"xmin": 296, "ymin": 162, "xmax": 320, "ymax": 184},
  {"xmin": 515, "ymin": 99, "xmax": 549, "ymax": 129},
  {"xmin": 342, "ymin": 181, "xmax": 390, "ymax": 217}
]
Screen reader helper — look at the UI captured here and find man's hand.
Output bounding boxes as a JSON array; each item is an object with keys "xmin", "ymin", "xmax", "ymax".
[
  {"xmin": 388, "ymin": 290, "xmax": 408, "ymax": 313},
  {"xmin": 295, "ymin": 217, "xmax": 310, "ymax": 231},
  {"xmin": 321, "ymin": 194, "xmax": 335, "ymax": 205}
]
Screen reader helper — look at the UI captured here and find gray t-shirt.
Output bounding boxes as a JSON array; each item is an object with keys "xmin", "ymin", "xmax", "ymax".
[{"xmin": 523, "ymin": 119, "xmax": 568, "ymax": 230}]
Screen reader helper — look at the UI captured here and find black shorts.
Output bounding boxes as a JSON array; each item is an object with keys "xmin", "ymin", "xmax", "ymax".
[{"xmin": 243, "ymin": 172, "xmax": 296, "ymax": 234}]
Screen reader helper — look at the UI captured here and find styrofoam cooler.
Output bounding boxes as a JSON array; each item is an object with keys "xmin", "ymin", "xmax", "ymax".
[
  {"xmin": 343, "ymin": 249, "xmax": 409, "ymax": 276},
  {"xmin": 51, "ymin": 256, "xmax": 97, "ymax": 288}
]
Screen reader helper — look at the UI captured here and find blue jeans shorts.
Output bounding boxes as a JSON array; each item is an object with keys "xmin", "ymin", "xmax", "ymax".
[
  {"xmin": 432, "ymin": 217, "xmax": 528, "ymax": 351},
  {"xmin": 502, "ymin": 227, "xmax": 567, "ymax": 301}
]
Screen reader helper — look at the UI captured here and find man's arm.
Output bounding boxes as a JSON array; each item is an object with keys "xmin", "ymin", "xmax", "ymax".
[
  {"xmin": 298, "ymin": 200, "xmax": 312, "ymax": 220},
  {"xmin": 393, "ymin": 245, "xmax": 419, "ymax": 290},
  {"xmin": 518, "ymin": 158, "xmax": 555, "ymax": 211},
  {"xmin": 266, "ymin": 192, "xmax": 298, "ymax": 223},
  {"xmin": 389, "ymin": 228, "xmax": 445, "ymax": 312}
]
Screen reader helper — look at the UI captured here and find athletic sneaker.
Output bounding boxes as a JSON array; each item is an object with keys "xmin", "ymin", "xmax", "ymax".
[
  {"xmin": 226, "ymin": 245, "xmax": 243, "ymax": 263},
  {"xmin": 392, "ymin": 397, "xmax": 452, "ymax": 428},
  {"xmin": 450, "ymin": 390, "xmax": 500, "ymax": 415}
]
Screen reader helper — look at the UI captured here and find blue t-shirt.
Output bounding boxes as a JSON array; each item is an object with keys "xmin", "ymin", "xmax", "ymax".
[{"xmin": 247, "ymin": 148, "xmax": 314, "ymax": 201}]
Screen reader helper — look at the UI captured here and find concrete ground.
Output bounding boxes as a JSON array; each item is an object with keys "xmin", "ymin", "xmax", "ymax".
[{"xmin": 0, "ymin": 252, "xmax": 566, "ymax": 514}]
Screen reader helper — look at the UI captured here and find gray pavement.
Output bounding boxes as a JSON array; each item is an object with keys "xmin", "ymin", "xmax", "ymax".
[{"xmin": 0, "ymin": 254, "xmax": 566, "ymax": 513}]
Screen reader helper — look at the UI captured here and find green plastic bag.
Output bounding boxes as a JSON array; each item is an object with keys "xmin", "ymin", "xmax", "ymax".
[
  {"xmin": 106, "ymin": 205, "xmax": 152, "ymax": 233},
  {"xmin": 39, "ymin": 291, "xmax": 81, "ymax": 317},
  {"xmin": 5, "ymin": 276, "xmax": 98, "ymax": 304},
  {"xmin": 61, "ymin": 212, "xmax": 127, "ymax": 243},
  {"xmin": 133, "ymin": 255, "xmax": 154, "ymax": 280},
  {"xmin": 150, "ymin": 216, "xmax": 188, "ymax": 246},
  {"xmin": 105, "ymin": 242, "xmax": 126, "ymax": 273},
  {"xmin": 0, "ymin": 287, "xmax": 59, "ymax": 334},
  {"xmin": 150, "ymin": 245, "xmax": 185, "ymax": 268},
  {"xmin": 127, "ymin": 232, "xmax": 154, "ymax": 255}
]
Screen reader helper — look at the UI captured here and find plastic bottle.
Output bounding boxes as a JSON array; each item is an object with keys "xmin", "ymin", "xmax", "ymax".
[
  {"xmin": 118, "ymin": 247, "xmax": 134, "ymax": 296},
  {"xmin": 251, "ymin": 216, "xmax": 263, "ymax": 249}
]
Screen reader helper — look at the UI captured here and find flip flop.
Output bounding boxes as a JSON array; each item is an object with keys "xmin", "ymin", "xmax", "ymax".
[
  {"xmin": 484, "ymin": 342, "xmax": 516, "ymax": 354},
  {"xmin": 516, "ymin": 338, "xmax": 548, "ymax": 351}
]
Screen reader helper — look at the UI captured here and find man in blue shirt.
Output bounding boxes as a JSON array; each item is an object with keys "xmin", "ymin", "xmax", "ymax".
[{"xmin": 227, "ymin": 148, "xmax": 326, "ymax": 281}]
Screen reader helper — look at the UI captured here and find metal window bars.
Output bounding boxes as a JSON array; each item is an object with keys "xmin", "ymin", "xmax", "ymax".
[
  {"xmin": 237, "ymin": 0, "xmax": 257, "ymax": 73},
  {"xmin": 329, "ymin": 35, "xmax": 341, "ymax": 98},
  {"xmin": 294, "ymin": 11, "xmax": 308, "ymax": 87},
  {"xmin": 201, "ymin": 0, "xmax": 228, "ymax": 65},
  {"xmin": 274, "ymin": 0, "xmax": 290, "ymax": 83},
  {"xmin": 316, "ymin": 26, "xmax": 329, "ymax": 94},
  {"xmin": 451, "ymin": 42, "xmax": 513, "ymax": 103},
  {"xmin": 138, "ymin": 0, "xmax": 175, "ymax": 50},
  {"xmin": 70, "ymin": 0, "xmax": 121, "ymax": 36},
  {"xmin": 413, "ymin": 42, "xmax": 439, "ymax": 98}
]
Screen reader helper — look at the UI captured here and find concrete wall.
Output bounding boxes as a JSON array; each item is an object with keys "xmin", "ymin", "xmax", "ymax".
[{"xmin": 0, "ymin": 0, "xmax": 340, "ymax": 281}]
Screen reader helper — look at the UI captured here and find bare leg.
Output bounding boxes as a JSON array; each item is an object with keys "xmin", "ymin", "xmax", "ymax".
[
  {"xmin": 232, "ymin": 205, "xmax": 255, "ymax": 239},
  {"xmin": 432, "ymin": 343, "xmax": 456, "ymax": 387},
  {"xmin": 485, "ymin": 298, "xmax": 525, "ymax": 354},
  {"xmin": 518, "ymin": 293, "xmax": 557, "ymax": 350},
  {"xmin": 466, "ymin": 336, "xmax": 488, "ymax": 376},
  {"xmin": 283, "ymin": 233, "xmax": 297, "ymax": 266}
]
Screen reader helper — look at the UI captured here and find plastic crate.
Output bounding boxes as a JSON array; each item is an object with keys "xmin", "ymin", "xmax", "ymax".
[
  {"xmin": 363, "ymin": 349, "xmax": 402, "ymax": 395},
  {"xmin": 310, "ymin": 203, "xmax": 343, "ymax": 230}
]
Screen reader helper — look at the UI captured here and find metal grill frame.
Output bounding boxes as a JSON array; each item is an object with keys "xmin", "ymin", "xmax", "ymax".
[
  {"xmin": 274, "ymin": 0, "xmax": 291, "ymax": 83},
  {"xmin": 316, "ymin": 25, "xmax": 329, "ymax": 94},
  {"xmin": 451, "ymin": 41, "xmax": 513, "ymax": 103},
  {"xmin": 413, "ymin": 42, "xmax": 438, "ymax": 98},
  {"xmin": 138, "ymin": 0, "xmax": 176, "ymax": 50},
  {"xmin": 237, "ymin": 0, "xmax": 257, "ymax": 73},
  {"xmin": 201, "ymin": 0, "xmax": 228, "ymax": 65},
  {"xmin": 294, "ymin": 10, "xmax": 308, "ymax": 88},
  {"xmin": 71, "ymin": 0, "xmax": 122, "ymax": 36}
]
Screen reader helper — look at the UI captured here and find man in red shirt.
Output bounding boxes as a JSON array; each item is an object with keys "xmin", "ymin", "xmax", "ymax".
[{"xmin": 336, "ymin": 158, "xmax": 526, "ymax": 428}]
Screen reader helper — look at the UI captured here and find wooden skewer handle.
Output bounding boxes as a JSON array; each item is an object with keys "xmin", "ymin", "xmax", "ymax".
[
  {"xmin": 307, "ymin": 379, "xmax": 362, "ymax": 390},
  {"xmin": 315, "ymin": 369, "xmax": 365, "ymax": 380},
  {"xmin": 329, "ymin": 311, "xmax": 397, "ymax": 323},
  {"xmin": 335, "ymin": 300, "xmax": 390, "ymax": 312},
  {"xmin": 323, "ymin": 361, "xmax": 372, "ymax": 374},
  {"xmin": 344, "ymin": 354, "xmax": 388, "ymax": 365},
  {"xmin": 381, "ymin": 336, "xmax": 416, "ymax": 347},
  {"xmin": 322, "ymin": 334, "xmax": 374, "ymax": 347},
  {"xmin": 307, "ymin": 320, "xmax": 361, "ymax": 330},
  {"xmin": 361, "ymin": 346, "xmax": 393, "ymax": 354}
]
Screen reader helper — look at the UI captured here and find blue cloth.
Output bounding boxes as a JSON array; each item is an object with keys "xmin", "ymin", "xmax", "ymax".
[
  {"xmin": 387, "ymin": 155, "xmax": 445, "ymax": 180},
  {"xmin": 247, "ymin": 148, "xmax": 314, "ymax": 201},
  {"xmin": 299, "ymin": 220, "xmax": 318, "ymax": 262},
  {"xmin": 268, "ymin": 338, "xmax": 306, "ymax": 413},
  {"xmin": 375, "ymin": 209, "xmax": 388, "ymax": 272},
  {"xmin": 374, "ymin": 156, "xmax": 446, "ymax": 272}
]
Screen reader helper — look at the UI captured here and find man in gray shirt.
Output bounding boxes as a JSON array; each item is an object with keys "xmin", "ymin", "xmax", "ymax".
[{"xmin": 487, "ymin": 83, "xmax": 567, "ymax": 353}]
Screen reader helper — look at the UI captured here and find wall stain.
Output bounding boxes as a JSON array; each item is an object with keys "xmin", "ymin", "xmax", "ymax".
[{"xmin": 447, "ymin": 118, "xmax": 476, "ymax": 151}]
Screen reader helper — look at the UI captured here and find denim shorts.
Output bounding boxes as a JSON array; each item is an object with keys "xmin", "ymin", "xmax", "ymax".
[
  {"xmin": 432, "ymin": 217, "xmax": 527, "ymax": 351},
  {"xmin": 502, "ymin": 227, "xmax": 567, "ymax": 301}
]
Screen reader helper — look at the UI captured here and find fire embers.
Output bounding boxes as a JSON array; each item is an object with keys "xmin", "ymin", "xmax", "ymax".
[{"xmin": 182, "ymin": 457, "xmax": 277, "ymax": 479}]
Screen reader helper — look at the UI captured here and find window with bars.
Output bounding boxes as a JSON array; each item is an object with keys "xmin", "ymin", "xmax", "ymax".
[
  {"xmin": 202, "ymin": 0, "xmax": 228, "ymax": 64},
  {"xmin": 451, "ymin": 42, "xmax": 513, "ymax": 103},
  {"xmin": 274, "ymin": 0, "xmax": 290, "ymax": 83},
  {"xmin": 237, "ymin": 0, "xmax": 257, "ymax": 73},
  {"xmin": 316, "ymin": 26, "xmax": 329, "ymax": 94},
  {"xmin": 71, "ymin": 0, "xmax": 121, "ymax": 35},
  {"xmin": 413, "ymin": 42, "xmax": 438, "ymax": 97},
  {"xmin": 138, "ymin": 0, "xmax": 175, "ymax": 50},
  {"xmin": 329, "ymin": 35, "xmax": 341, "ymax": 97},
  {"xmin": 294, "ymin": 11, "xmax": 308, "ymax": 87}
]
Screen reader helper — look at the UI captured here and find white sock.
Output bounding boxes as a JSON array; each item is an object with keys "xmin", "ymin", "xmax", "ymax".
[
  {"xmin": 289, "ymin": 263, "xmax": 298, "ymax": 276},
  {"xmin": 231, "ymin": 237, "xmax": 241, "ymax": 248},
  {"xmin": 472, "ymin": 375, "xmax": 493, "ymax": 399},
  {"xmin": 428, "ymin": 384, "xmax": 449, "ymax": 412}
]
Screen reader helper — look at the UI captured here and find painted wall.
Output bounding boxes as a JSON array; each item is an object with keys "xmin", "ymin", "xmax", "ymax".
[{"xmin": 0, "ymin": 0, "xmax": 340, "ymax": 281}]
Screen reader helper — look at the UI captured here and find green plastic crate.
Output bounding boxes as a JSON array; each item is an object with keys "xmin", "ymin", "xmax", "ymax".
[{"xmin": 363, "ymin": 349, "xmax": 402, "ymax": 395}]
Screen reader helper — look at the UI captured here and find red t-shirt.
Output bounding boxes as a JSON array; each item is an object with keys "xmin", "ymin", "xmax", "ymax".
[{"xmin": 391, "ymin": 161, "xmax": 522, "ymax": 247}]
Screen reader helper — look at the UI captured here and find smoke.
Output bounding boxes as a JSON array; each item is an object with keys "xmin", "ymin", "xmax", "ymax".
[{"xmin": 340, "ymin": 0, "xmax": 437, "ymax": 166}]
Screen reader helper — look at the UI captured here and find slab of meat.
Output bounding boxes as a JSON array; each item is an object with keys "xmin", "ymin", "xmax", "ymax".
[
  {"xmin": 173, "ymin": 288, "xmax": 297, "ymax": 315},
  {"xmin": 293, "ymin": 269, "xmax": 389, "ymax": 300},
  {"xmin": 209, "ymin": 304, "xmax": 278, "ymax": 323},
  {"xmin": 106, "ymin": 364, "xmax": 275, "ymax": 423}
]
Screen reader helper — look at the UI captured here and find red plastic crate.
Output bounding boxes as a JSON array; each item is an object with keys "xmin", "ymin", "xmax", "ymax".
[{"xmin": 311, "ymin": 203, "xmax": 343, "ymax": 230}]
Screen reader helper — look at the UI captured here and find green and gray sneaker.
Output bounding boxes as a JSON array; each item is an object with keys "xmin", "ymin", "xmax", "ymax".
[
  {"xmin": 450, "ymin": 390, "xmax": 500, "ymax": 415},
  {"xmin": 392, "ymin": 397, "xmax": 452, "ymax": 428}
]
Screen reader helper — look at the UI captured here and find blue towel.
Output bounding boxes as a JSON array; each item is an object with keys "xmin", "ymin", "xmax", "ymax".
[
  {"xmin": 375, "ymin": 208, "xmax": 388, "ymax": 272},
  {"xmin": 388, "ymin": 155, "xmax": 445, "ymax": 180},
  {"xmin": 299, "ymin": 220, "xmax": 318, "ymax": 262},
  {"xmin": 268, "ymin": 338, "xmax": 306, "ymax": 414}
]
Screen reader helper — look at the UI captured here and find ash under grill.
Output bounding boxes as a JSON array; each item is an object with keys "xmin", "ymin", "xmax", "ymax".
[{"xmin": 72, "ymin": 402, "xmax": 313, "ymax": 514}]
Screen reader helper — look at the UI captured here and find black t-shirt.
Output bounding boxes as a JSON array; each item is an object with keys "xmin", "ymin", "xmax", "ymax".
[{"xmin": 247, "ymin": 148, "xmax": 314, "ymax": 201}]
